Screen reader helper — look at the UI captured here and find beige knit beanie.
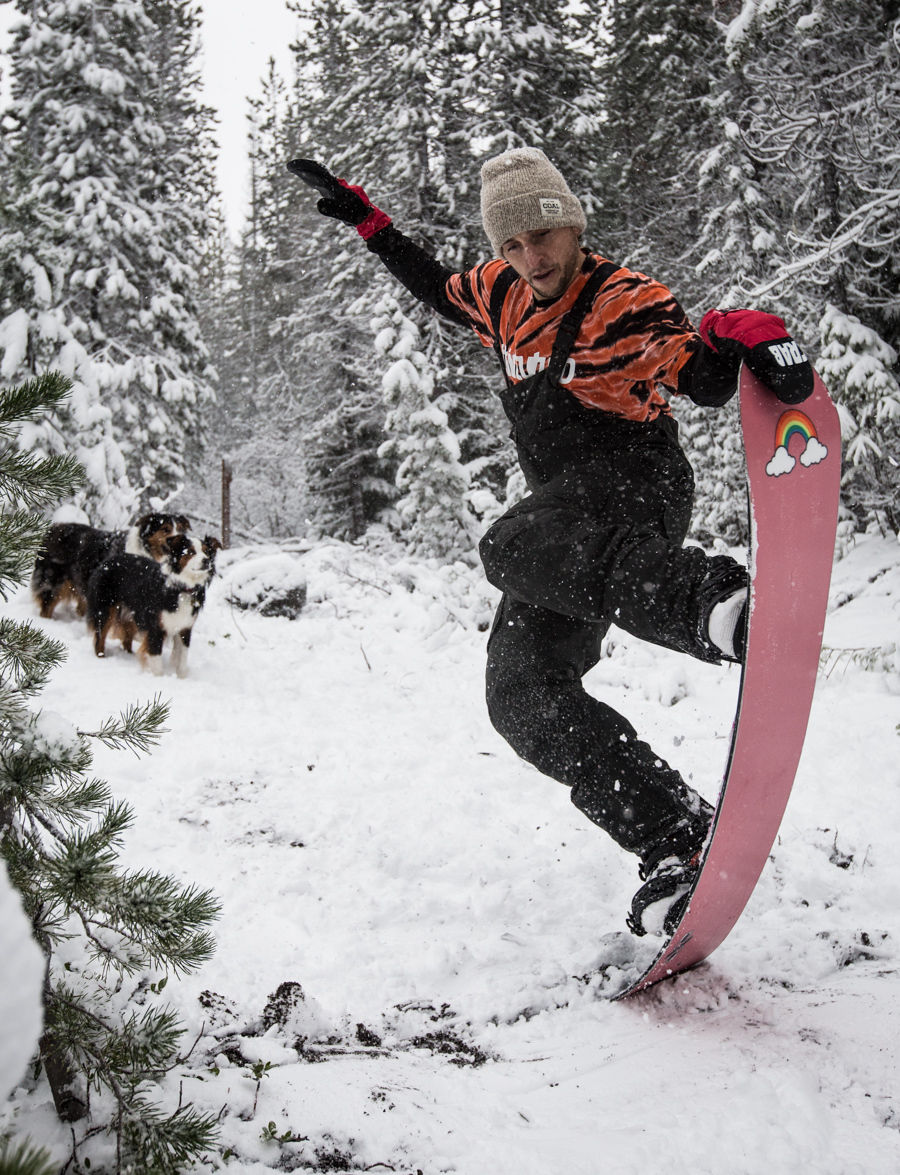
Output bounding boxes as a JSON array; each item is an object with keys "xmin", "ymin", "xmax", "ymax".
[{"xmin": 480, "ymin": 147, "xmax": 587, "ymax": 254}]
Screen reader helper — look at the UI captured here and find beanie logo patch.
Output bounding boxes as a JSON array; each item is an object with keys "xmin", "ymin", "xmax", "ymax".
[{"xmin": 539, "ymin": 197, "xmax": 563, "ymax": 217}]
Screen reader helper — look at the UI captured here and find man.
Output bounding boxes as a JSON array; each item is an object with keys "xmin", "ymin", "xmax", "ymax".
[{"xmin": 288, "ymin": 147, "xmax": 813, "ymax": 936}]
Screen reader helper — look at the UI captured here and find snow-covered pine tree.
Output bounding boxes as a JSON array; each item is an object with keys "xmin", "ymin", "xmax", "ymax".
[
  {"xmin": 198, "ymin": 61, "xmax": 315, "ymax": 538},
  {"xmin": 584, "ymin": 1, "xmax": 756, "ymax": 546},
  {"xmin": 279, "ymin": 0, "xmax": 436, "ymax": 540},
  {"xmin": 0, "ymin": 372, "xmax": 220, "ymax": 1169},
  {"xmin": 725, "ymin": 0, "xmax": 900, "ymax": 530},
  {"xmin": 596, "ymin": 0, "xmax": 728, "ymax": 284},
  {"xmin": 674, "ymin": 3, "xmax": 802, "ymax": 546},
  {"xmin": 460, "ymin": 0, "xmax": 604, "ymax": 190},
  {"xmin": 818, "ymin": 304, "xmax": 900, "ymax": 532},
  {"xmin": 327, "ymin": 0, "xmax": 493, "ymax": 536},
  {"xmin": 680, "ymin": 66, "xmax": 782, "ymax": 543},
  {"xmin": 375, "ymin": 294, "xmax": 478, "ymax": 560},
  {"xmin": 290, "ymin": 0, "xmax": 609, "ymax": 546},
  {"xmin": 0, "ymin": 0, "xmax": 217, "ymax": 504},
  {"xmin": 0, "ymin": 194, "xmax": 135, "ymax": 527}
]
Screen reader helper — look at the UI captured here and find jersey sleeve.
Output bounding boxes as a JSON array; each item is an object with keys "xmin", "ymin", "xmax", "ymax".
[
  {"xmin": 444, "ymin": 260, "xmax": 511, "ymax": 347},
  {"xmin": 596, "ymin": 274, "xmax": 699, "ymax": 391}
]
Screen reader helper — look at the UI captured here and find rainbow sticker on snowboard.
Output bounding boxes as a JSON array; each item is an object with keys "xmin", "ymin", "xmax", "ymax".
[
  {"xmin": 766, "ymin": 408, "xmax": 830, "ymax": 477},
  {"xmin": 615, "ymin": 364, "xmax": 841, "ymax": 998}
]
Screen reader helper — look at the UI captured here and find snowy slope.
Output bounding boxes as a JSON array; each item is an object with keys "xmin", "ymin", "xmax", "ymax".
[{"xmin": 2, "ymin": 530, "xmax": 899, "ymax": 1174}]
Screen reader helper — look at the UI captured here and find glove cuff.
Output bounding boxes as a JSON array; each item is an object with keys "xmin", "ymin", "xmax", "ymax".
[
  {"xmin": 357, "ymin": 206, "xmax": 392, "ymax": 240},
  {"xmin": 700, "ymin": 308, "xmax": 791, "ymax": 351}
]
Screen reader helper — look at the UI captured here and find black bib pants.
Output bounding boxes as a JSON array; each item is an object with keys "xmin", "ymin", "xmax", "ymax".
[{"xmin": 480, "ymin": 265, "xmax": 746, "ymax": 863}]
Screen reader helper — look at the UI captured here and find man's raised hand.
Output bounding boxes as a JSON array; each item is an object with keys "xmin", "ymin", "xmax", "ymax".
[
  {"xmin": 700, "ymin": 308, "xmax": 813, "ymax": 404},
  {"xmin": 287, "ymin": 159, "xmax": 391, "ymax": 240}
]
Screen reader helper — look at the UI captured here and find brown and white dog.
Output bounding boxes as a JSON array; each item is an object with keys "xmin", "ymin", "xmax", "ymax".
[
  {"xmin": 85, "ymin": 533, "xmax": 221, "ymax": 677},
  {"xmin": 31, "ymin": 512, "xmax": 191, "ymax": 619}
]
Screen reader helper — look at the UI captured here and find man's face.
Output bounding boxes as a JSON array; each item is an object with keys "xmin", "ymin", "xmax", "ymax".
[{"xmin": 500, "ymin": 226, "xmax": 584, "ymax": 300}]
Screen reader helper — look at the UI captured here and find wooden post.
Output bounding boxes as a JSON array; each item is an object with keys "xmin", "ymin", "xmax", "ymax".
[{"xmin": 221, "ymin": 459, "xmax": 232, "ymax": 548}]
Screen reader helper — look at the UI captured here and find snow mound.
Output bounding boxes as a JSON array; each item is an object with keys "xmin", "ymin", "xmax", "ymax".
[{"xmin": 218, "ymin": 546, "xmax": 309, "ymax": 618}]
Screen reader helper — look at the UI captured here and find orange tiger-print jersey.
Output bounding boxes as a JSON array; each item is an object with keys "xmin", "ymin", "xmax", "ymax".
[{"xmin": 444, "ymin": 254, "xmax": 700, "ymax": 423}]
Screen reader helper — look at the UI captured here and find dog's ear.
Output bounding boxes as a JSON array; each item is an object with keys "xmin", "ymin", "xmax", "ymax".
[
  {"xmin": 137, "ymin": 513, "xmax": 164, "ymax": 542},
  {"xmin": 175, "ymin": 514, "xmax": 191, "ymax": 532}
]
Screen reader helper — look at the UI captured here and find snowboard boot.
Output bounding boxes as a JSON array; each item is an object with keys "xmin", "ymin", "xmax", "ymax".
[
  {"xmin": 628, "ymin": 808, "xmax": 713, "ymax": 937},
  {"xmin": 708, "ymin": 587, "xmax": 749, "ymax": 662},
  {"xmin": 626, "ymin": 851, "xmax": 702, "ymax": 937},
  {"xmin": 697, "ymin": 558, "xmax": 750, "ymax": 663}
]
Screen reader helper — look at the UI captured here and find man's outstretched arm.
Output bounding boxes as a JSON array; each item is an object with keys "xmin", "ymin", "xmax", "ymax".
[{"xmin": 287, "ymin": 158, "xmax": 469, "ymax": 326}]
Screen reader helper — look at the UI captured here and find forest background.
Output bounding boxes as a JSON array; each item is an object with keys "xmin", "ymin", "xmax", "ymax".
[{"xmin": 1, "ymin": 0, "xmax": 898, "ymax": 557}]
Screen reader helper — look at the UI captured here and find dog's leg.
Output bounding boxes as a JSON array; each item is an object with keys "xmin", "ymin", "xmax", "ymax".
[
  {"xmin": 171, "ymin": 631, "xmax": 191, "ymax": 678},
  {"xmin": 139, "ymin": 628, "xmax": 165, "ymax": 676},
  {"xmin": 35, "ymin": 588, "xmax": 60, "ymax": 619},
  {"xmin": 33, "ymin": 572, "xmax": 71, "ymax": 619},
  {"xmin": 92, "ymin": 607, "xmax": 115, "ymax": 658},
  {"xmin": 116, "ymin": 616, "xmax": 137, "ymax": 654}
]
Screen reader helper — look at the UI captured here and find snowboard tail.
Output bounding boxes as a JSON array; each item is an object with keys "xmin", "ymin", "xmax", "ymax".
[{"xmin": 617, "ymin": 365, "xmax": 841, "ymax": 998}]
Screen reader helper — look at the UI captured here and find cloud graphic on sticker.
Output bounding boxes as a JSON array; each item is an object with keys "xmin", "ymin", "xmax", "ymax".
[
  {"xmin": 766, "ymin": 446, "xmax": 796, "ymax": 477},
  {"xmin": 800, "ymin": 436, "xmax": 828, "ymax": 467}
]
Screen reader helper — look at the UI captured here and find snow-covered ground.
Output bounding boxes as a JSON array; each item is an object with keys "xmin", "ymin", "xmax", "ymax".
[{"xmin": 2, "ymin": 529, "xmax": 899, "ymax": 1173}]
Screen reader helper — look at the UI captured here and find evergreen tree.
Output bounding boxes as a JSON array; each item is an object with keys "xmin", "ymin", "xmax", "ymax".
[
  {"xmin": 598, "ymin": 0, "xmax": 730, "ymax": 283},
  {"xmin": 707, "ymin": 0, "xmax": 900, "ymax": 531},
  {"xmin": 818, "ymin": 304, "xmax": 900, "ymax": 532},
  {"xmin": 449, "ymin": 0, "xmax": 607, "ymax": 501},
  {"xmin": 200, "ymin": 63, "xmax": 313, "ymax": 538},
  {"xmin": 375, "ymin": 294, "xmax": 478, "ymax": 559},
  {"xmin": 276, "ymin": 0, "xmax": 409, "ymax": 538},
  {"xmin": 0, "ymin": 373, "xmax": 220, "ymax": 1170},
  {"xmin": 592, "ymin": 2, "xmax": 755, "ymax": 545},
  {"xmin": 0, "ymin": 0, "xmax": 217, "ymax": 503}
]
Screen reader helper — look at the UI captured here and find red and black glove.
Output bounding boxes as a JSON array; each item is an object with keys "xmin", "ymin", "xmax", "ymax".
[
  {"xmin": 287, "ymin": 158, "xmax": 391, "ymax": 241},
  {"xmin": 700, "ymin": 308, "xmax": 813, "ymax": 404}
]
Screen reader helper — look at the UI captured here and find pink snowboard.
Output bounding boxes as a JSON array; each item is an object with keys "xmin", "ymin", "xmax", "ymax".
[{"xmin": 620, "ymin": 364, "xmax": 842, "ymax": 997}]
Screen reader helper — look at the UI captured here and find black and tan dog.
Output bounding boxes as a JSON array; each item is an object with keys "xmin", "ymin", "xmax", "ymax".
[
  {"xmin": 31, "ymin": 512, "xmax": 191, "ymax": 619},
  {"xmin": 85, "ymin": 533, "xmax": 220, "ymax": 677}
]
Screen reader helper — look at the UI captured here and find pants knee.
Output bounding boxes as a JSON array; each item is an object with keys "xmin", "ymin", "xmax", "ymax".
[{"xmin": 486, "ymin": 659, "xmax": 538, "ymax": 756}]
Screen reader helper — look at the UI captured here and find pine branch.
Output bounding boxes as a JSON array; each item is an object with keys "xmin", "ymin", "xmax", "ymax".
[
  {"xmin": 43, "ymin": 801, "xmax": 134, "ymax": 908},
  {"xmin": 0, "ymin": 616, "xmax": 68, "ymax": 693},
  {"xmin": 0, "ymin": 449, "xmax": 85, "ymax": 513},
  {"xmin": 1, "ymin": 716, "xmax": 96, "ymax": 806},
  {"xmin": 0, "ymin": 373, "xmax": 74, "ymax": 426},
  {"xmin": 98, "ymin": 872, "xmax": 221, "ymax": 976},
  {"xmin": 121, "ymin": 1099, "xmax": 221, "ymax": 1172},
  {"xmin": 0, "ymin": 510, "xmax": 59, "ymax": 602},
  {"xmin": 0, "ymin": 1139, "xmax": 58, "ymax": 1175},
  {"xmin": 47, "ymin": 984, "xmax": 220, "ymax": 1169},
  {"xmin": 79, "ymin": 696, "xmax": 171, "ymax": 757},
  {"xmin": 33, "ymin": 777, "xmax": 112, "ymax": 829}
]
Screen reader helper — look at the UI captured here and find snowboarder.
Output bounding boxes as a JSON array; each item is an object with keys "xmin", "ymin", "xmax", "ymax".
[{"xmin": 288, "ymin": 147, "xmax": 813, "ymax": 936}]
